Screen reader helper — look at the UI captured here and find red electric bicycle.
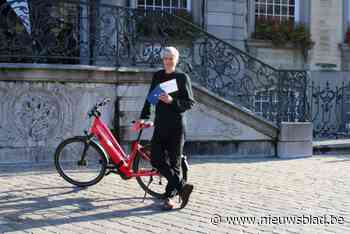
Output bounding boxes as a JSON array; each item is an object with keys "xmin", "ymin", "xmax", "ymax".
[{"xmin": 54, "ymin": 98, "xmax": 188, "ymax": 199}]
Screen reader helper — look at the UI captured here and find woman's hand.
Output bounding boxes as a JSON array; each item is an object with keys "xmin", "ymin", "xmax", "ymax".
[
  {"xmin": 159, "ymin": 93, "xmax": 173, "ymax": 104},
  {"xmin": 132, "ymin": 119, "xmax": 144, "ymax": 131}
]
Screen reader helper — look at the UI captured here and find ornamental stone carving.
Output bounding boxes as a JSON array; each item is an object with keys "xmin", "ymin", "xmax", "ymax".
[
  {"xmin": 0, "ymin": 87, "xmax": 15, "ymax": 143},
  {"xmin": 0, "ymin": 83, "xmax": 74, "ymax": 147},
  {"xmin": 12, "ymin": 89, "xmax": 61, "ymax": 142}
]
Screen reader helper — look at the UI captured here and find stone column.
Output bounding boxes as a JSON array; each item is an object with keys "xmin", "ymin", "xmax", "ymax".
[
  {"xmin": 206, "ymin": 0, "xmax": 247, "ymax": 50},
  {"xmin": 309, "ymin": 0, "xmax": 343, "ymax": 71}
]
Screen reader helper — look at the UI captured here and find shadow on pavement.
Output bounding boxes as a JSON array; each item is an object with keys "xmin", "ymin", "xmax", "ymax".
[
  {"xmin": 187, "ymin": 156, "xmax": 309, "ymax": 165},
  {"xmin": 0, "ymin": 155, "xmax": 312, "ymax": 175},
  {"xmin": 0, "ymin": 186, "xmax": 163, "ymax": 232}
]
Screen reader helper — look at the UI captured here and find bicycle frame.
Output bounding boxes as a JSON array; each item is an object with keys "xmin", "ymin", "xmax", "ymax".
[{"xmin": 90, "ymin": 115, "xmax": 159, "ymax": 178}]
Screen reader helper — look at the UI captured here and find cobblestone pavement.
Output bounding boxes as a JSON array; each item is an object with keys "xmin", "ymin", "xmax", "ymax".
[{"xmin": 0, "ymin": 155, "xmax": 350, "ymax": 234}]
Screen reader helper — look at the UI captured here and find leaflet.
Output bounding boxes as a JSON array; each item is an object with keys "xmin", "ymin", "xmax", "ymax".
[
  {"xmin": 159, "ymin": 79, "xmax": 178, "ymax": 94},
  {"xmin": 147, "ymin": 79, "xmax": 178, "ymax": 105}
]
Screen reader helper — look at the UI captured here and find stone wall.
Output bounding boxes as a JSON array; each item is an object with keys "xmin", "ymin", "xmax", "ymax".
[
  {"xmin": 246, "ymin": 40, "xmax": 306, "ymax": 70},
  {"xmin": 0, "ymin": 64, "xmax": 277, "ymax": 165},
  {"xmin": 206, "ymin": 0, "xmax": 247, "ymax": 51},
  {"xmin": 309, "ymin": 0, "xmax": 343, "ymax": 71},
  {"xmin": 0, "ymin": 81, "xmax": 117, "ymax": 164}
]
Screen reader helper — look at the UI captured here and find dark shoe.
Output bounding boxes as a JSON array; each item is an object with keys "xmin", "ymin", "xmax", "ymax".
[
  {"xmin": 179, "ymin": 183, "xmax": 194, "ymax": 209},
  {"xmin": 162, "ymin": 198, "xmax": 176, "ymax": 211}
]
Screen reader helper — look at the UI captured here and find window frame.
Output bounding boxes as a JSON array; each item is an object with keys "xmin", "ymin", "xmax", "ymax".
[
  {"xmin": 254, "ymin": 0, "xmax": 300, "ymax": 22},
  {"xmin": 248, "ymin": 0, "xmax": 303, "ymax": 38},
  {"xmin": 136, "ymin": 0, "xmax": 191, "ymax": 12}
]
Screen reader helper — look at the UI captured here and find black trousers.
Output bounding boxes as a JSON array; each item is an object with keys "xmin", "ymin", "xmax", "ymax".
[{"xmin": 150, "ymin": 126, "xmax": 185, "ymax": 198}]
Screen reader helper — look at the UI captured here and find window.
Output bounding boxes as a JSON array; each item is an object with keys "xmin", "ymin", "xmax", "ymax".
[
  {"xmin": 137, "ymin": 0, "xmax": 190, "ymax": 12},
  {"xmin": 255, "ymin": 0, "xmax": 299, "ymax": 22}
]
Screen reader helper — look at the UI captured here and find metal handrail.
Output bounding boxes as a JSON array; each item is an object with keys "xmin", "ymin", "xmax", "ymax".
[{"xmin": 0, "ymin": 1, "xmax": 308, "ymax": 125}]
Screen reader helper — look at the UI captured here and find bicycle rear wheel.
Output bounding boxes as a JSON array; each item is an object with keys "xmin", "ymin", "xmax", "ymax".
[
  {"xmin": 54, "ymin": 136, "xmax": 107, "ymax": 187},
  {"xmin": 132, "ymin": 145, "xmax": 167, "ymax": 199}
]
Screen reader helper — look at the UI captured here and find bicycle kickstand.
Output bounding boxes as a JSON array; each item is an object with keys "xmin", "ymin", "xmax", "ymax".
[{"xmin": 142, "ymin": 176, "xmax": 154, "ymax": 203}]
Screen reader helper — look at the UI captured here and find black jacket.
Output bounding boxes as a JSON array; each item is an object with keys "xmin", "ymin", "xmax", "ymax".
[{"xmin": 140, "ymin": 69, "xmax": 195, "ymax": 130}]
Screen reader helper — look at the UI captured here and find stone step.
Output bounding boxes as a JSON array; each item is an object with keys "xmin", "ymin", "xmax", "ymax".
[
  {"xmin": 184, "ymin": 141, "xmax": 275, "ymax": 158},
  {"xmin": 313, "ymin": 139, "xmax": 350, "ymax": 155}
]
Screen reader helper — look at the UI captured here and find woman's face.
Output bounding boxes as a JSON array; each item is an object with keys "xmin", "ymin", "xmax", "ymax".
[{"xmin": 163, "ymin": 53, "xmax": 178, "ymax": 72}]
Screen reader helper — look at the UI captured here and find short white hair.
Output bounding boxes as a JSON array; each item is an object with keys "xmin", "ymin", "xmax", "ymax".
[{"xmin": 163, "ymin": 46, "xmax": 179, "ymax": 60}]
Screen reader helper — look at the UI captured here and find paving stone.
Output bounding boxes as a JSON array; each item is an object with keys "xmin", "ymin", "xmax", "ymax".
[{"xmin": 0, "ymin": 156, "xmax": 350, "ymax": 233}]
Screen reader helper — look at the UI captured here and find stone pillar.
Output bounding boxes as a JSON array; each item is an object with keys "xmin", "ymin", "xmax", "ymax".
[
  {"xmin": 309, "ymin": 0, "xmax": 343, "ymax": 71},
  {"xmin": 206, "ymin": 0, "xmax": 247, "ymax": 50},
  {"xmin": 277, "ymin": 122, "xmax": 313, "ymax": 158}
]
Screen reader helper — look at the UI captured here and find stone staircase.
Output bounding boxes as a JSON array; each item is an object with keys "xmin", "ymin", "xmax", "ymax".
[
  {"xmin": 0, "ymin": 3, "xmax": 312, "ymax": 165},
  {"xmin": 116, "ymin": 69, "xmax": 279, "ymax": 158}
]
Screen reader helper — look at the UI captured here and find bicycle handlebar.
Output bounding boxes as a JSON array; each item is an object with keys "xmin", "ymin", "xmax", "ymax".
[
  {"xmin": 131, "ymin": 120, "xmax": 154, "ymax": 142},
  {"xmin": 88, "ymin": 98, "xmax": 111, "ymax": 118},
  {"xmin": 97, "ymin": 98, "xmax": 111, "ymax": 107},
  {"xmin": 131, "ymin": 120, "xmax": 154, "ymax": 131}
]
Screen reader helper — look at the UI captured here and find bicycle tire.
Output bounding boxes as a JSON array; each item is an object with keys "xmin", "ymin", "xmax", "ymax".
[
  {"xmin": 54, "ymin": 136, "xmax": 107, "ymax": 187},
  {"xmin": 132, "ymin": 147, "xmax": 167, "ymax": 199}
]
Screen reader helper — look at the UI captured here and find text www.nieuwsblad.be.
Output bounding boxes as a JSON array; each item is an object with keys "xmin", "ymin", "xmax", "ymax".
[{"xmin": 210, "ymin": 214, "xmax": 345, "ymax": 226}]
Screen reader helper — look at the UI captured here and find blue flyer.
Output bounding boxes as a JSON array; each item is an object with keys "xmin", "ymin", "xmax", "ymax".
[{"xmin": 147, "ymin": 79, "xmax": 178, "ymax": 105}]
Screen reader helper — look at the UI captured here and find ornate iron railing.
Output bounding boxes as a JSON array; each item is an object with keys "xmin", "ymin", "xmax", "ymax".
[
  {"xmin": 0, "ymin": 0, "xmax": 308, "ymax": 126},
  {"xmin": 309, "ymin": 81, "xmax": 350, "ymax": 139}
]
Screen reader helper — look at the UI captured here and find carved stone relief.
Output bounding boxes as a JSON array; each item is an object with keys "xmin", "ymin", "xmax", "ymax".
[
  {"xmin": 1, "ymin": 82, "xmax": 73, "ymax": 147},
  {"xmin": 13, "ymin": 89, "xmax": 60, "ymax": 141},
  {"xmin": 0, "ymin": 80, "xmax": 119, "ymax": 164},
  {"xmin": 0, "ymin": 87, "xmax": 15, "ymax": 143}
]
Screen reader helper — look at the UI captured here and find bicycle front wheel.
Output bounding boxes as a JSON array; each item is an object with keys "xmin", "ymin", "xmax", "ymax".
[{"xmin": 54, "ymin": 136, "xmax": 107, "ymax": 187}]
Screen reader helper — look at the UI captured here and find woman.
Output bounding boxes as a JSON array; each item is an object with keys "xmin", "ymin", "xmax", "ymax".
[{"xmin": 137, "ymin": 46, "xmax": 195, "ymax": 210}]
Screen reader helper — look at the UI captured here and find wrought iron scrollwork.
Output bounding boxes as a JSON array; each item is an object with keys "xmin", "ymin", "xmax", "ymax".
[
  {"xmin": 0, "ymin": 0, "xmax": 309, "ymax": 127},
  {"xmin": 309, "ymin": 81, "xmax": 350, "ymax": 139}
]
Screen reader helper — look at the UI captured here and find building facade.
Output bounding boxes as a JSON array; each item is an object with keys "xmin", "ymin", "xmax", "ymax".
[
  {"xmin": 81, "ymin": 0, "xmax": 350, "ymax": 72},
  {"xmin": 3, "ymin": 0, "xmax": 350, "ymax": 71},
  {"xmin": 1, "ymin": 0, "xmax": 349, "ymax": 139}
]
